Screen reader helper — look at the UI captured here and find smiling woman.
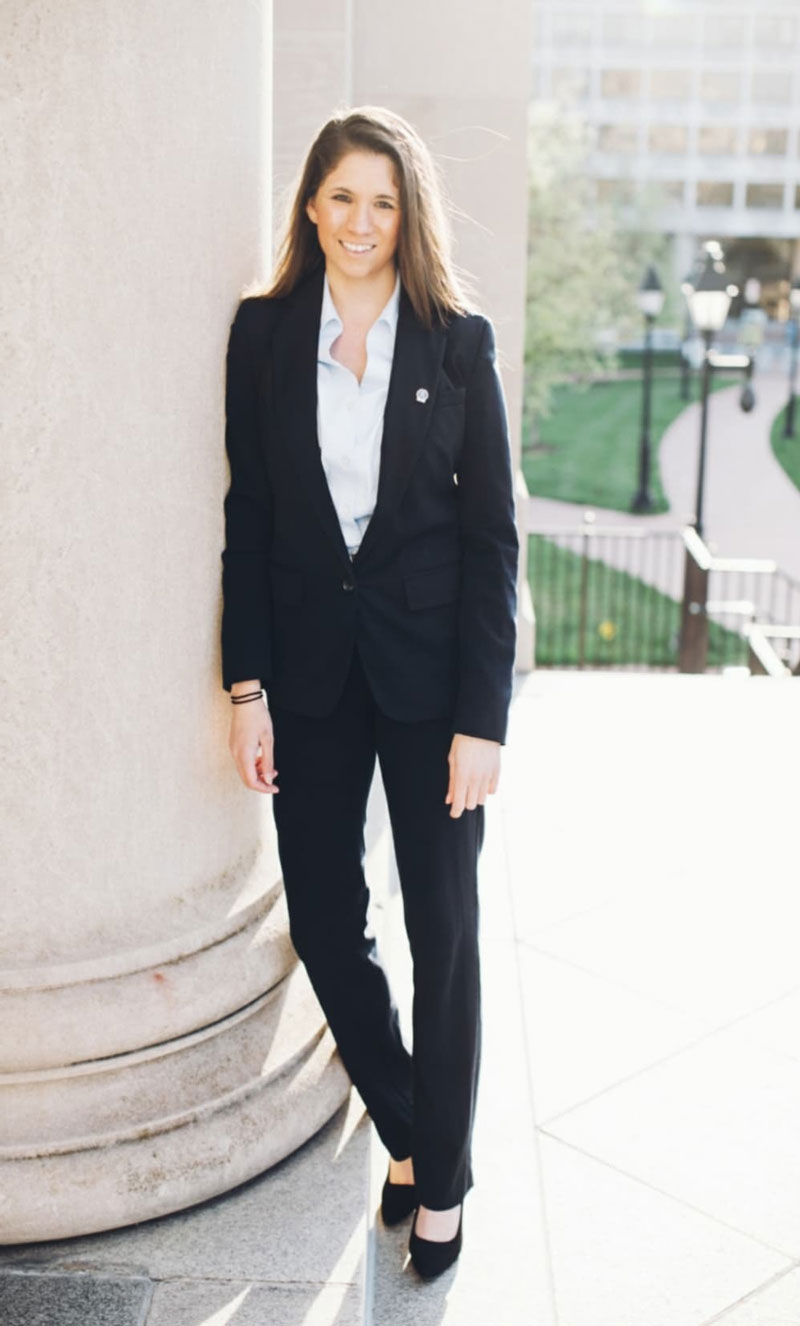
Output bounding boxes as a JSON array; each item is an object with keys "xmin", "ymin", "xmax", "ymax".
[
  {"xmin": 305, "ymin": 152, "xmax": 401, "ymax": 385},
  {"xmin": 220, "ymin": 105, "xmax": 518, "ymax": 1279}
]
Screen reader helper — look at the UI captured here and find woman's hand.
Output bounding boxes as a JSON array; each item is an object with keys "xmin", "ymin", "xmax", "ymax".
[
  {"xmin": 229, "ymin": 697, "xmax": 279, "ymax": 794},
  {"xmin": 445, "ymin": 733, "xmax": 501, "ymax": 818}
]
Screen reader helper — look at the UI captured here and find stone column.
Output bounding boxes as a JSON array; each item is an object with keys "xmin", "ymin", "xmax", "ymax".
[{"xmin": 0, "ymin": 1, "xmax": 349, "ymax": 1242}]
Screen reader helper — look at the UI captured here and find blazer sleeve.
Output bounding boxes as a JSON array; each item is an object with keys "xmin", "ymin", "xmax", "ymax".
[
  {"xmin": 452, "ymin": 315, "xmax": 519, "ymax": 745},
  {"xmin": 220, "ymin": 300, "xmax": 273, "ymax": 693}
]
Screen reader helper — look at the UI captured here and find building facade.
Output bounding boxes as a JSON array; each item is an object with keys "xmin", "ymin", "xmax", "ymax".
[{"xmin": 532, "ymin": 0, "xmax": 800, "ymax": 314}]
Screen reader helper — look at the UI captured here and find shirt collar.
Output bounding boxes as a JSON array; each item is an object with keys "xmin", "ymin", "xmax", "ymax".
[{"xmin": 319, "ymin": 268, "xmax": 401, "ymax": 349}]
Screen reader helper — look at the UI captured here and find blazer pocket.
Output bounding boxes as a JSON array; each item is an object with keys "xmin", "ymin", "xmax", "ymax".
[
  {"xmin": 403, "ymin": 561, "xmax": 461, "ymax": 610},
  {"xmin": 435, "ymin": 385, "xmax": 466, "ymax": 409},
  {"xmin": 269, "ymin": 565, "xmax": 305, "ymax": 605}
]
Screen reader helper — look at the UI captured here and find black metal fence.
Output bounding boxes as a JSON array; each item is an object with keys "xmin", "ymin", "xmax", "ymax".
[{"xmin": 528, "ymin": 522, "xmax": 800, "ymax": 673}]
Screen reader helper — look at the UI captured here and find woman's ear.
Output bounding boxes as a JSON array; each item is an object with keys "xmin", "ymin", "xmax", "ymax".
[{"xmin": 305, "ymin": 196, "xmax": 317, "ymax": 225}]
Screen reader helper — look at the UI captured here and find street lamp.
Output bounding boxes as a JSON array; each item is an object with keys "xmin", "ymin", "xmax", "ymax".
[
  {"xmin": 630, "ymin": 264, "xmax": 665, "ymax": 512},
  {"xmin": 679, "ymin": 272, "xmax": 694, "ymax": 402},
  {"xmin": 679, "ymin": 244, "xmax": 723, "ymax": 397},
  {"xmin": 683, "ymin": 251, "xmax": 738, "ymax": 539},
  {"xmin": 743, "ymin": 277, "xmax": 762, "ymax": 307},
  {"xmin": 784, "ymin": 274, "xmax": 800, "ymax": 439}
]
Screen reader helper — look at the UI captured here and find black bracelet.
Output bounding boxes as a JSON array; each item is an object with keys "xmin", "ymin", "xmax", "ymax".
[{"xmin": 231, "ymin": 689, "xmax": 265, "ymax": 704}]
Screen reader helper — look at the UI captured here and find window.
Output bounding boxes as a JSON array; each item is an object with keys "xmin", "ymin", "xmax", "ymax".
[
  {"xmin": 596, "ymin": 179, "xmax": 635, "ymax": 204},
  {"xmin": 552, "ymin": 11, "xmax": 592, "ymax": 45},
  {"xmin": 746, "ymin": 183, "xmax": 785, "ymax": 208},
  {"xmin": 748, "ymin": 129, "xmax": 788, "ymax": 156},
  {"xmin": 751, "ymin": 70, "xmax": 792, "ymax": 103},
  {"xmin": 696, "ymin": 180, "xmax": 734, "ymax": 206},
  {"xmin": 698, "ymin": 126, "xmax": 738, "ymax": 155},
  {"xmin": 650, "ymin": 125, "xmax": 689, "ymax": 154},
  {"xmin": 602, "ymin": 12, "xmax": 644, "ymax": 44},
  {"xmin": 599, "ymin": 123, "xmax": 639, "ymax": 153},
  {"xmin": 650, "ymin": 69, "xmax": 692, "ymax": 100},
  {"xmin": 651, "ymin": 13, "xmax": 698, "ymax": 46},
  {"xmin": 551, "ymin": 67, "xmax": 591, "ymax": 100},
  {"xmin": 601, "ymin": 69, "xmax": 642, "ymax": 98},
  {"xmin": 754, "ymin": 15, "xmax": 796, "ymax": 45},
  {"xmin": 700, "ymin": 71, "xmax": 741, "ymax": 102},
  {"xmin": 660, "ymin": 180, "xmax": 686, "ymax": 203},
  {"xmin": 703, "ymin": 15, "xmax": 744, "ymax": 48}
]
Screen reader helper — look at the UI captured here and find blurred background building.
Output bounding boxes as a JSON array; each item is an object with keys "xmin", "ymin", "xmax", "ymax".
[{"xmin": 531, "ymin": 0, "xmax": 800, "ymax": 317}]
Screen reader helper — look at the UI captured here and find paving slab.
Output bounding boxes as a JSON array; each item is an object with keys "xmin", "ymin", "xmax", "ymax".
[
  {"xmin": 711, "ymin": 1266, "xmax": 800, "ymax": 1326},
  {"xmin": 145, "ymin": 1278, "xmax": 362, "ymax": 1325},
  {"xmin": 0, "ymin": 1270, "xmax": 152, "ymax": 1326},
  {"xmin": 537, "ymin": 1134, "xmax": 788, "ymax": 1326}
]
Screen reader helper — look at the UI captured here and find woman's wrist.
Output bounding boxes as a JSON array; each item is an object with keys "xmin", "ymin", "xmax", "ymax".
[
  {"xmin": 230, "ymin": 679, "xmax": 266, "ymax": 706},
  {"xmin": 231, "ymin": 679, "xmax": 261, "ymax": 696}
]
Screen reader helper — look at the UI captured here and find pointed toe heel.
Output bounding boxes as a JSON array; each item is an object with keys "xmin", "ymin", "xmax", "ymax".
[{"xmin": 408, "ymin": 1204, "xmax": 463, "ymax": 1279}]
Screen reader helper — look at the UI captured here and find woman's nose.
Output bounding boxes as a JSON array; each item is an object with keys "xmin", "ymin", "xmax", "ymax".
[{"xmin": 350, "ymin": 205, "xmax": 373, "ymax": 233}]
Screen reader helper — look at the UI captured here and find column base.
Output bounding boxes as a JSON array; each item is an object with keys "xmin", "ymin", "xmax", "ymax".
[{"xmin": 0, "ymin": 961, "xmax": 352, "ymax": 1243}]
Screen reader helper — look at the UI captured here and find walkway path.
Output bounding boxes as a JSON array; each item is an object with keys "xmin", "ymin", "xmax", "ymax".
[{"xmin": 527, "ymin": 372, "xmax": 800, "ymax": 593}]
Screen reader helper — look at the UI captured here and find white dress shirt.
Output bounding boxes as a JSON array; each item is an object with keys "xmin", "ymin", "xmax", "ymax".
[{"xmin": 316, "ymin": 267, "xmax": 401, "ymax": 558}]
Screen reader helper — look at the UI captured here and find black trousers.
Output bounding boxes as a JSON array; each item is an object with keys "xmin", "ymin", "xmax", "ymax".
[{"xmin": 269, "ymin": 640, "xmax": 484, "ymax": 1210}]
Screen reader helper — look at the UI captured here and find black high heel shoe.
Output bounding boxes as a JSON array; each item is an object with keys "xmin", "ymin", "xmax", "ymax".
[
  {"xmin": 381, "ymin": 1164, "xmax": 418, "ymax": 1225},
  {"xmin": 408, "ymin": 1203, "xmax": 463, "ymax": 1278}
]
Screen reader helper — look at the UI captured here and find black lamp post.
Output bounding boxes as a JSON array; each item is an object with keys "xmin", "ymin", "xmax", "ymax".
[
  {"xmin": 783, "ymin": 275, "xmax": 800, "ymax": 439},
  {"xmin": 679, "ymin": 263, "xmax": 701, "ymax": 402},
  {"xmin": 683, "ymin": 251, "xmax": 738, "ymax": 539},
  {"xmin": 630, "ymin": 264, "xmax": 665, "ymax": 512}
]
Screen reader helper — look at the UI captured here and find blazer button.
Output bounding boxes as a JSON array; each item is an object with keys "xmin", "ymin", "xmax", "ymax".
[{"xmin": 342, "ymin": 578, "xmax": 355, "ymax": 591}]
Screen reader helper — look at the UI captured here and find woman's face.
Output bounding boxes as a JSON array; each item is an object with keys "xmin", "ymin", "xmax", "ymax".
[{"xmin": 306, "ymin": 150, "xmax": 401, "ymax": 284}]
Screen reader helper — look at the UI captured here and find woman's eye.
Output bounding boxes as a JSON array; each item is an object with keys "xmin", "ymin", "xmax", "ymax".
[{"xmin": 331, "ymin": 194, "xmax": 395, "ymax": 208}]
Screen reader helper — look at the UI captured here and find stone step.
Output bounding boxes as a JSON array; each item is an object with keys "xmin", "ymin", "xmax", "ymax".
[
  {"xmin": 1, "ymin": 880, "xmax": 297, "ymax": 1071},
  {"xmin": 0, "ymin": 959, "xmax": 352, "ymax": 1242}
]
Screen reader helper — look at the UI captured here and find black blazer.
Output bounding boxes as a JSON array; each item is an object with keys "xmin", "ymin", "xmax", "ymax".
[{"xmin": 220, "ymin": 261, "xmax": 519, "ymax": 744}]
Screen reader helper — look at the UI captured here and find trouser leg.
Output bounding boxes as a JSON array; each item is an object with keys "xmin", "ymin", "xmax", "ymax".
[
  {"xmin": 375, "ymin": 704, "xmax": 485, "ymax": 1210},
  {"xmin": 268, "ymin": 649, "xmax": 414, "ymax": 1161}
]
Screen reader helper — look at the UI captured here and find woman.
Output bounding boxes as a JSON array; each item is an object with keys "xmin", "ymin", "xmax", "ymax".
[{"xmin": 220, "ymin": 105, "xmax": 518, "ymax": 1279}]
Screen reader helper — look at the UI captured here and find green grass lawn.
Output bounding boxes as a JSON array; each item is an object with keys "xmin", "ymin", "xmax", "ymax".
[
  {"xmin": 528, "ymin": 533, "xmax": 744, "ymax": 668},
  {"xmin": 770, "ymin": 400, "xmax": 800, "ymax": 493},
  {"xmin": 523, "ymin": 370, "xmax": 733, "ymax": 513}
]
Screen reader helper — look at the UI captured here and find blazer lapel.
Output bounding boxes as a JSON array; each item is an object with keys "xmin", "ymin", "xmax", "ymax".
[
  {"xmin": 269, "ymin": 261, "xmax": 448, "ymax": 570},
  {"xmin": 356, "ymin": 282, "xmax": 447, "ymax": 564},
  {"xmin": 269, "ymin": 265, "xmax": 344, "ymax": 563}
]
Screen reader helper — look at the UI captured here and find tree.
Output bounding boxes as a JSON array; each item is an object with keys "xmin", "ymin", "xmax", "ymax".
[{"xmin": 524, "ymin": 101, "xmax": 678, "ymax": 445}]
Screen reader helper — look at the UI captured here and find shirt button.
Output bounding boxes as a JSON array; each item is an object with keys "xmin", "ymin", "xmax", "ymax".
[{"xmin": 342, "ymin": 578, "xmax": 355, "ymax": 591}]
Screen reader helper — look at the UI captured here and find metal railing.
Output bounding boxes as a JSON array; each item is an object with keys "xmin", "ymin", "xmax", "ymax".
[
  {"xmin": 745, "ymin": 624, "xmax": 800, "ymax": 677},
  {"xmin": 528, "ymin": 516, "xmax": 800, "ymax": 673}
]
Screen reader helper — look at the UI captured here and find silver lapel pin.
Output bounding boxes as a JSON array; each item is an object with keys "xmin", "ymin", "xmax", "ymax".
[{"xmin": 415, "ymin": 387, "xmax": 429, "ymax": 403}]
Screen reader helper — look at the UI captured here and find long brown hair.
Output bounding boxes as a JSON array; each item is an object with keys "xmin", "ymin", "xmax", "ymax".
[{"xmin": 247, "ymin": 105, "xmax": 478, "ymax": 329}]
